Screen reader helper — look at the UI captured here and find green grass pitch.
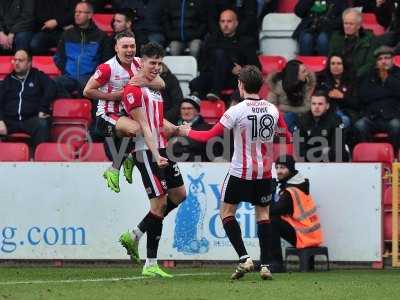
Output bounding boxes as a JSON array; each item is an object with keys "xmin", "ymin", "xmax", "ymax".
[{"xmin": 0, "ymin": 266, "xmax": 399, "ymax": 300}]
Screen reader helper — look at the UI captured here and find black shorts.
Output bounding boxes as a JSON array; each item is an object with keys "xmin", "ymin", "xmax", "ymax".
[
  {"xmin": 133, "ymin": 149, "xmax": 184, "ymax": 199},
  {"xmin": 95, "ymin": 114, "xmax": 121, "ymax": 137},
  {"xmin": 221, "ymin": 174, "xmax": 272, "ymax": 207}
]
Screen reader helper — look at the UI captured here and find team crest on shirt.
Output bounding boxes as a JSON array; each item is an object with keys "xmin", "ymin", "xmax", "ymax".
[
  {"xmin": 127, "ymin": 93, "xmax": 135, "ymax": 104},
  {"xmin": 93, "ymin": 69, "xmax": 102, "ymax": 80}
]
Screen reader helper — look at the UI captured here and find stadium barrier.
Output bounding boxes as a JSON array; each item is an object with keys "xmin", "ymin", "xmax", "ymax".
[{"xmin": 0, "ymin": 162, "xmax": 382, "ymax": 263}]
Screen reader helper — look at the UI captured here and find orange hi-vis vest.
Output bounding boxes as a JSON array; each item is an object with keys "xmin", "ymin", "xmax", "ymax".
[{"xmin": 281, "ymin": 187, "xmax": 323, "ymax": 249}]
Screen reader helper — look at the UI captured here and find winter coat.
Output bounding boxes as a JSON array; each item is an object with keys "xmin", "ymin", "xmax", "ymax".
[
  {"xmin": 0, "ymin": 0, "xmax": 34, "ymax": 34},
  {"xmin": 293, "ymin": 0, "xmax": 348, "ymax": 39},
  {"xmin": 353, "ymin": 0, "xmax": 394, "ymax": 28},
  {"xmin": 162, "ymin": 0, "xmax": 208, "ymax": 42},
  {"xmin": 329, "ymin": 28, "xmax": 379, "ymax": 78},
  {"xmin": 266, "ymin": 72, "xmax": 316, "ymax": 114},
  {"xmin": 358, "ymin": 65, "xmax": 400, "ymax": 120},
  {"xmin": 54, "ymin": 22, "xmax": 113, "ymax": 81},
  {"xmin": 0, "ymin": 68, "xmax": 56, "ymax": 121},
  {"xmin": 33, "ymin": 0, "xmax": 78, "ymax": 31}
]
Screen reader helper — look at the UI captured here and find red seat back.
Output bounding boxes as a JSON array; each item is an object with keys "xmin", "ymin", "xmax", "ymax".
[
  {"xmin": 362, "ymin": 13, "xmax": 385, "ymax": 35},
  {"xmin": 352, "ymin": 143, "xmax": 394, "ymax": 163},
  {"xmin": 200, "ymin": 100, "xmax": 226, "ymax": 124},
  {"xmin": 0, "ymin": 143, "xmax": 30, "ymax": 161},
  {"xmin": 51, "ymin": 125, "xmax": 88, "ymax": 151},
  {"xmin": 32, "ymin": 56, "xmax": 61, "ymax": 78},
  {"xmin": 34, "ymin": 143, "xmax": 75, "ymax": 161},
  {"xmin": 258, "ymin": 55, "xmax": 287, "ymax": 76},
  {"xmin": 79, "ymin": 143, "xmax": 110, "ymax": 162},
  {"xmin": 52, "ymin": 98, "xmax": 92, "ymax": 126},
  {"xmin": 277, "ymin": 0, "xmax": 298, "ymax": 13},
  {"xmin": 0, "ymin": 56, "xmax": 13, "ymax": 80},
  {"xmin": 93, "ymin": 14, "xmax": 113, "ymax": 35},
  {"xmin": 394, "ymin": 56, "xmax": 400, "ymax": 68},
  {"xmin": 296, "ymin": 56, "xmax": 327, "ymax": 72}
]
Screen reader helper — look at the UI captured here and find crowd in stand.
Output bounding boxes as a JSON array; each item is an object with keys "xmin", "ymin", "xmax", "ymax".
[{"xmin": 1, "ymin": 0, "xmax": 400, "ymax": 163}]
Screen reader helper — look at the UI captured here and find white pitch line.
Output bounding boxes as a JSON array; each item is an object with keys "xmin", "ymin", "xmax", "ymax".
[{"xmin": 0, "ymin": 272, "xmax": 219, "ymax": 286}]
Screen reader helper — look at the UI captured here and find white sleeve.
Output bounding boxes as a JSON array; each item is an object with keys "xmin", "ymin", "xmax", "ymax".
[{"xmin": 219, "ymin": 105, "xmax": 238, "ymax": 130}]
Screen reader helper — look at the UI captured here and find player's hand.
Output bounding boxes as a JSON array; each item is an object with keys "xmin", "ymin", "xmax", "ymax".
[
  {"xmin": 0, "ymin": 120, "xmax": 7, "ymax": 136},
  {"xmin": 129, "ymin": 74, "xmax": 147, "ymax": 87},
  {"xmin": 178, "ymin": 124, "xmax": 191, "ymax": 137},
  {"xmin": 42, "ymin": 19, "xmax": 58, "ymax": 30},
  {"xmin": 156, "ymin": 155, "xmax": 169, "ymax": 168}
]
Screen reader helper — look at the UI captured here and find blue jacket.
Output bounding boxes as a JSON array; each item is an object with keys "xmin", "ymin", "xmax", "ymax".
[{"xmin": 53, "ymin": 22, "xmax": 113, "ymax": 81}]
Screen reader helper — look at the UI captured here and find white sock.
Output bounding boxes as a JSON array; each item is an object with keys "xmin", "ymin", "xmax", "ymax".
[
  {"xmin": 132, "ymin": 228, "xmax": 143, "ymax": 241},
  {"xmin": 145, "ymin": 258, "xmax": 157, "ymax": 267}
]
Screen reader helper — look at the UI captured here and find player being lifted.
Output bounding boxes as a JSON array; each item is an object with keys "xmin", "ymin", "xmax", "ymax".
[
  {"xmin": 119, "ymin": 42, "xmax": 187, "ymax": 278},
  {"xmin": 83, "ymin": 31, "xmax": 165, "ymax": 193},
  {"xmin": 179, "ymin": 65, "xmax": 291, "ymax": 280}
]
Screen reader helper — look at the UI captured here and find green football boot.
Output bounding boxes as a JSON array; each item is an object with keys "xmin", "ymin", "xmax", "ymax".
[
  {"xmin": 123, "ymin": 156, "xmax": 134, "ymax": 184},
  {"xmin": 142, "ymin": 264, "xmax": 173, "ymax": 278},
  {"xmin": 103, "ymin": 168, "xmax": 120, "ymax": 193},
  {"xmin": 119, "ymin": 231, "xmax": 140, "ymax": 263}
]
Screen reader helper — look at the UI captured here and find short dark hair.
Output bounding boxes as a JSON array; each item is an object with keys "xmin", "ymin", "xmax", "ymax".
[
  {"xmin": 114, "ymin": 30, "xmax": 135, "ymax": 42},
  {"xmin": 115, "ymin": 8, "xmax": 135, "ymax": 23},
  {"xmin": 312, "ymin": 90, "xmax": 328, "ymax": 101},
  {"xmin": 77, "ymin": 1, "xmax": 94, "ymax": 13},
  {"xmin": 238, "ymin": 65, "xmax": 263, "ymax": 94},
  {"xmin": 141, "ymin": 42, "xmax": 165, "ymax": 59},
  {"xmin": 15, "ymin": 49, "xmax": 32, "ymax": 62}
]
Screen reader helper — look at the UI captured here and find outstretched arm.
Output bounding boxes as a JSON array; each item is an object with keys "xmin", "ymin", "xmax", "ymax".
[{"xmin": 181, "ymin": 122, "xmax": 225, "ymax": 143}]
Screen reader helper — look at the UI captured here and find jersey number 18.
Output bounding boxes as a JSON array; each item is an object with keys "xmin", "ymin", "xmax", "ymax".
[{"xmin": 247, "ymin": 114, "xmax": 275, "ymax": 141}]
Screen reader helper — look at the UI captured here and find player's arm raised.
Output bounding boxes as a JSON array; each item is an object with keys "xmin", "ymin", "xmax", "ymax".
[
  {"xmin": 129, "ymin": 73, "xmax": 165, "ymax": 91},
  {"xmin": 83, "ymin": 65, "xmax": 123, "ymax": 101}
]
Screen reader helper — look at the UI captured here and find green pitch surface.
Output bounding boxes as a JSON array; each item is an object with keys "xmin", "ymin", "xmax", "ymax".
[{"xmin": 0, "ymin": 267, "xmax": 399, "ymax": 300}]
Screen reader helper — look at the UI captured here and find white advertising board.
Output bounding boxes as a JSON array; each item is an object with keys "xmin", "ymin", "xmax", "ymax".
[{"xmin": 0, "ymin": 163, "xmax": 381, "ymax": 261}]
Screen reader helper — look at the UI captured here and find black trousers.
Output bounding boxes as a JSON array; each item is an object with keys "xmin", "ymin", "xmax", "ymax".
[
  {"xmin": 267, "ymin": 216, "xmax": 297, "ymax": 264},
  {"xmin": 4, "ymin": 116, "xmax": 51, "ymax": 147}
]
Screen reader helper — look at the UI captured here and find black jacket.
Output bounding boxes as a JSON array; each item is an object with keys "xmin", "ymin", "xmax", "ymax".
[
  {"xmin": 358, "ymin": 65, "xmax": 400, "ymax": 120},
  {"xmin": 54, "ymin": 22, "xmax": 113, "ymax": 80},
  {"xmin": 172, "ymin": 115, "xmax": 212, "ymax": 162},
  {"xmin": 271, "ymin": 171, "xmax": 310, "ymax": 217},
  {"xmin": 198, "ymin": 31, "xmax": 260, "ymax": 73},
  {"xmin": 162, "ymin": 0, "xmax": 208, "ymax": 42},
  {"xmin": 353, "ymin": 0, "xmax": 394, "ymax": 28},
  {"xmin": 0, "ymin": 68, "xmax": 56, "ymax": 121},
  {"xmin": 0, "ymin": 0, "xmax": 34, "ymax": 34},
  {"xmin": 293, "ymin": 0, "xmax": 348, "ymax": 39},
  {"xmin": 33, "ymin": 0, "xmax": 78, "ymax": 31},
  {"xmin": 160, "ymin": 64, "xmax": 183, "ymax": 124},
  {"xmin": 296, "ymin": 110, "xmax": 348, "ymax": 162}
]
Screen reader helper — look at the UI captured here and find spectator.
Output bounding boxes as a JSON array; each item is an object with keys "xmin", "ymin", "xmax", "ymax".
[
  {"xmin": 208, "ymin": 0, "xmax": 258, "ymax": 46},
  {"xmin": 162, "ymin": 0, "xmax": 208, "ymax": 58},
  {"xmin": 266, "ymin": 155, "xmax": 323, "ymax": 273},
  {"xmin": 294, "ymin": 90, "xmax": 348, "ymax": 162},
  {"xmin": 189, "ymin": 9, "xmax": 260, "ymax": 100},
  {"xmin": 317, "ymin": 54, "xmax": 360, "ymax": 128},
  {"xmin": 353, "ymin": 46, "xmax": 400, "ymax": 152},
  {"xmin": 115, "ymin": 0, "xmax": 166, "ymax": 48},
  {"xmin": 379, "ymin": 3, "xmax": 400, "ymax": 52},
  {"xmin": 30, "ymin": 0, "xmax": 78, "ymax": 55},
  {"xmin": 53, "ymin": 1, "xmax": 113, "ymax": 98},
  {"xmin": 329, "ymin": 7, "xmax": 379, "ymax": 77},
  {"xmin": 171, "ymin": 95, "xmax": 213, "ymax": 162},
  {"xmin": 352, "ymin": 0, "xmax": 395, "ymax": 29},
  {"xmin": 267, "ymin": 60, "xmax": 316, "ymax": 132},
  {"xmin": 160, "ymin": 62, "xmax": 183, "ymax": 124},
  {"xmin": 257, "ymin": 0, "xmax": 279, "ymax": 28},
  {"xmin": 0, "ymin": 49, "xmax": 55, "ymax": 147},
  {"xmin": 110, "ymin": 8, "xmax": 135, "ymax": 49},
  {"xmin": 0, "ymin": 0, "xmax": 34, "ymax": 53},
  {"xmin": 293, "ymin": 0, "xmax": 348, "ymax": 56}
]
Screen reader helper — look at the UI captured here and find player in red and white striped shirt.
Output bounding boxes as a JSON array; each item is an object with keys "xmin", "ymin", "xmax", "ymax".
[
  {"xmin": 119, "ymin": 43, "xmax": 186, "ymax": 278},
  {"xmin": 179, "ymin": 65, "xmax": 291, "ymax": 280},
  {"xmin": 83, "ymin": 31, "xmax": 165, "ymax": 193}
]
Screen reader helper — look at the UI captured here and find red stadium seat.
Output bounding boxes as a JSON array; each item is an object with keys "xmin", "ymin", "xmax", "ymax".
[
  {"xmin": 272, "ymin": 143, "xmax": 294, "ymax": 161},
  {"xmin": 79, "ymin": 143, "xmax": 110, "ymax": 162},
  {"xmin": 0, "ymin": 143, "xmax": 30, "ymax": 161},
  {"xmin": 394, "ymin": 56, "xmax": 400, "ymax": 67},
  {"xmin": 93, "ymin": 14, "xmax": 113, "ymax": 35},
  {"xmin": 258, "ymin": 55, "xmax": 287, "ymax": 76},
  {"xmin": 51, "ymin": 125, "xmax": 88, "ymax": 151},
  {"xmin": 32, "ymin": 56, "xmax": 61, "ymax": 78},
  {"xmin": 259, "ymin": 84, "xmax": 270, "ymax": 99},
  {"xmin": 200, "ymin": 100, "xmax": 226, "ymax": 124},
  {"xmin": 0, "ymin": 56, "xmax": 13, "ymax": 80},
  {"xmin": 362, "ymin": 13, "xmax": 385, "ymax": 36},
  {"xmin": 52, "ymin": 98, "xmax": 92, "ymax": 127},
  {"xmin": 352, "ymin": 143, "xmax": 394, "ymax": 163},
  {"xmin": 296, "ymin": 56, "xmax": 327, "ymax": 72},
  {"xmin": 277, "ymin": 0, "xmax": 298, "ymax": 13},
  {"xmin": 7, "ymin": 132, "xmax": 31, "ymax": 143},
  {"xmin": 34, "ymin": 143, "xmax": 75, "ymax": 161}
]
